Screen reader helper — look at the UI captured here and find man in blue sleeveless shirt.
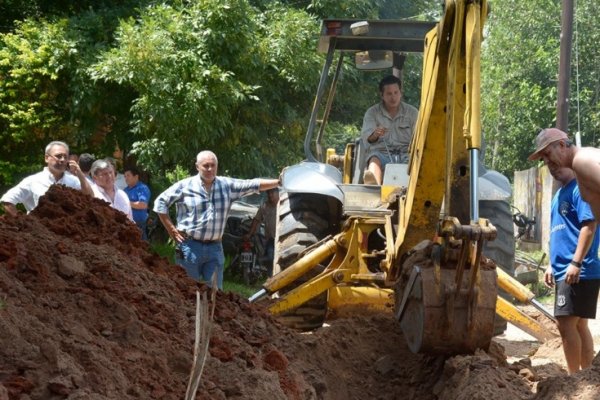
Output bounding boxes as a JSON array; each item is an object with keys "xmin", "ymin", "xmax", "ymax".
[{"xmin": 542, "ymin": 166, "xmax": 600, "ymax": 374}]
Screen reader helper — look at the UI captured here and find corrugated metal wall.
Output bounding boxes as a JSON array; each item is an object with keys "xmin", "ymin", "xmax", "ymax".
[{"xmin": 512, "ymin": 166, "xmax": 554, "ymax": 254}]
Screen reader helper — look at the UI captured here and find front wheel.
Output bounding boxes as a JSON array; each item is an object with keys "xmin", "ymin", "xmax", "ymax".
[{"xmin": 272, "ymin": 192, "xmax": 332, "ymax": 330}]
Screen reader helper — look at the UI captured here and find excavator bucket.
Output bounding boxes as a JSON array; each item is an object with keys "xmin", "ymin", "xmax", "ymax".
[
  {"xmin": 396, "ymin": 259, "xmax": 496, "ymax": 354},
  {"xmin": 401, "ymin": 267, "xmax": 496, "ymax": 354},
  {"xmin": 395, "ymin": 214, "xmax": 498, "ymax": 355}
]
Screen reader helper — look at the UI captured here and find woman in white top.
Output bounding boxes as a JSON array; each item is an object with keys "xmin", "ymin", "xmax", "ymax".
[{"xmin": 90, "ymin": 159, "xmax": 133, "ymax": 221}]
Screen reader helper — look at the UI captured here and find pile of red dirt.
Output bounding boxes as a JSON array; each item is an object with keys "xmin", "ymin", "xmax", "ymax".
[{"xmin": 1, "ymin": 184, "xmax": 599, "ymax": 400}]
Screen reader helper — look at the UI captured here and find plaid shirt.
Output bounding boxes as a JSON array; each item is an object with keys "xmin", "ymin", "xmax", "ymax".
[{"xmin": 153, "ymin": 175, "xmax": 260, "ymax": 241}]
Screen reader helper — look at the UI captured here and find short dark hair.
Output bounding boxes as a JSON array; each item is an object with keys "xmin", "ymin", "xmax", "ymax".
[
  {"xmin": 378, "ymin": 75, "xmax": 402, "ymax": 93},
  {"xmin": 124, "ymin": 166, "xmax": 140, "ymax": 177},
  {"xmin": 78, "ymin": 153, "xmax": 96, "ymax": 173}
]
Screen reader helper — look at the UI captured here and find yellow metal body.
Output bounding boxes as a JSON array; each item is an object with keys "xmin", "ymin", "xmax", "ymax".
[
  {"xmin": 496, "ymin": 297, "xmax": 558, "ymax": 342},
  {"xmin": 258, "ymin": 0, "xmax": 552, "ymax": 354},
  {"xmin": 496, "ymin": 267, "xmax": 534, "ymax": 303},
  {"xmin": 266, "ymin": 217, "xmax": 390, "ymax": 315},
  {"xmin": 266, "ymin": 235, "xmax": 340, "ymax": 293},
  {"xmin": 328, "ymin": 286, "xmax": 393, "ymax": 316},
  {"xmin": 394, "ymin": 0, "xmax": 488, "ymax": 266}
]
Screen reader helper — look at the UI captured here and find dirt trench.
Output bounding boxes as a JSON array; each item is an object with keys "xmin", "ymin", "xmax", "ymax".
[{"xmin": 1, "ymin": 185, "xmax": 599, "ymax": 400}]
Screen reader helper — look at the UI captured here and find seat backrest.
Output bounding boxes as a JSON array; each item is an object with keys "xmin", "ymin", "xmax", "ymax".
[{"xmin": 351, "ymin": 137, "xmax": 368, "ymax": 184}]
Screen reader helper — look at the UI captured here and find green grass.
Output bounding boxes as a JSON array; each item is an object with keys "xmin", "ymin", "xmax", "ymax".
[
  {"xmin": 222, "ymin": 254, "xmax": 266, "ymax": 297},
  {"xmin": 515, "ymin": 248, "xmax": 555, "ymax": 305},
  {"xmin": 529, "ymin": 279, "xmax": 554, "ymax": 303},
  {"xmin": 149, "ymin": 243, "xmax": 263, "ymax": 297},
  {"xmin": 150, "ymin": 240, "xmax": 176, "ymax": 264},
  {"xmin": 223, "ymin": 281, "xmax": 264, "ymax": 298}
]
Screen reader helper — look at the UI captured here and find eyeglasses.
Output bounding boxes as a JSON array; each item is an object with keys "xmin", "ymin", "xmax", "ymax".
[{"xmin": 48, "ymin": 153, "xmax": 69, "ymax": 160}]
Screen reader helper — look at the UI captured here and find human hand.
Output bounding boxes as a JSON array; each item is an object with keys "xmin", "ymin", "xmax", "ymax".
[
  {"xmin": 68, "ymin": 160, "xmax": 82, "ymax": 175},
  {"xmin": 374, "ymin": 126, "xmax": 388, "ymax": 139},
  {"xmin": 169, "ymin": 226, "xmax": 185, "ymax": 243},
  {"xmin": 278, "ymin": 168, "xmax": 287, "ymax": 187},
  {"xmin": 543, "ymin": 266, "xmax": 554, "ymax": 288},
  {"xmin": 565, "ymin": 263, "xmax": 581, "ymax": 285}
]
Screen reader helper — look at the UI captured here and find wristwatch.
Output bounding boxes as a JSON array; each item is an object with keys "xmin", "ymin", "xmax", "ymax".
[{"xmin": 570, "ymin": 260, "xmax": 582, "ymax": 268}]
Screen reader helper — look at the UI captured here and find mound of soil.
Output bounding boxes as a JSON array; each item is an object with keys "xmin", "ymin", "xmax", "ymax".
[{"xmin": 1, "ymin": 184, "xmax": 599, "ymax": 399}]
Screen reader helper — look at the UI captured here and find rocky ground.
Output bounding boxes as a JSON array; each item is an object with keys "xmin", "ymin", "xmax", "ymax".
[{"xmin": 1, "ymin": 185, "xmax": 599, "ymax": 399}]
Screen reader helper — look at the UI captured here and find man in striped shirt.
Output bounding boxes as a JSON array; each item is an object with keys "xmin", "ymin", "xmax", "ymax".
[{"xmin": 153, "ymin": 150, "xmax": 280, "ymax": 289}]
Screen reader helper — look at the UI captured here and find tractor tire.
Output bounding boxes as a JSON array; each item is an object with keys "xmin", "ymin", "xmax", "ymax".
[
  {"xmin": 480, "ymin": 199, "xmax": 516, "ymax": 335},
  {"xmin": 272, "ymin": 192, "xmax": 331, "ymax": 331}
]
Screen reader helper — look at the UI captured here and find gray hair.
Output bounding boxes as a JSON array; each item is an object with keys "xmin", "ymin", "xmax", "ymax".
[
  {"xmin": 90, "ymin": 159, "xmax": 113, "ymax": 177},
  {"xmin": 196, "ymin": 150, "xmax": 218, "ymax": 164},
  {"xmin": 45, "ymin": 141, "xmax": 69, "ymax": 155}
]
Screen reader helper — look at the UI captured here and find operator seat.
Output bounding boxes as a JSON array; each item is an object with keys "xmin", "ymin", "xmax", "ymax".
[{"xmin": 352, "ymin": 137, "xmax": 368, "ymax": 184}]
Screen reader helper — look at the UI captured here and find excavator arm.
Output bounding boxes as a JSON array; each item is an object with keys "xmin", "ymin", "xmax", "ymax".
[
  {"xmin": 388, "ymin": 0, "xmax": 498, "ymax": 353},
  {"xmin": 394, "ymin": 0, "xmax": 487, "ymax": 265}
]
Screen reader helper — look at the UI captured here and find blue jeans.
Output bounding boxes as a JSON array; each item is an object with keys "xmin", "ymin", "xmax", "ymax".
[
  {"xmin": 176, "ymin": 239, "xmax": 224, "ymax": 289},
  {"xmin": 135, "ymin": 219, "xmax": 148, "ymax": 241}
]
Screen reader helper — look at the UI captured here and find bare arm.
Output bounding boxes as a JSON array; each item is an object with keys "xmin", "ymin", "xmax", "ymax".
[
  {"xmin": 130, "ymin": 201, "xmax": 148, "ymax": 210},
  {"xmin": 244, "ymin": 218, "xmax": 260, "ymax": 241},
  {"xmin": 157, "ymin": 212, "xmax": 185, "ymax": 243},
  {"xmin": 572, "ymin": 149, "xmax": 600, "ymax": 188},
  {"xmin": 69, "ymin": 160, "xmax": 93, "ymax": 197},
  {"xmin": 2, "ymin": 202, "xmax": 18, "ymax": 217},
  {"xmin": 244, "ymin": 204, "xmax": 264, "ymax": 240},
  {"xmin": 564, "ymin": 220, "xmax": 597, "ymax": 285},
  {"xmin": 573, "ymin": 149, "xmax": 600, "ymax": 219},
  {"xmin": 258, "ymin": 179, "xmax": 280, "ymax": 191},
  {"xmin": 543, "ymin": 265, "xmax": 554, "ymax": 288}
]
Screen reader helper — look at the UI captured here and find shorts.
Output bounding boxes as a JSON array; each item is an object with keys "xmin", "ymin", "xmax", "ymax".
[
  {"xmin": 554, "ymin": 279, "xmax": 600, "ymax": 318},
  {"xmin": 366, "ymin": 150, "xmax": 409, "ymax": 168}
]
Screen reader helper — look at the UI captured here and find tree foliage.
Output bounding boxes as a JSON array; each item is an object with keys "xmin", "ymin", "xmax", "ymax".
[
  {"xmin": 88, "ymin": 0, "xmax": 322, "ymax": 177},
  {"xmin": 3, "ymin": 0, "xmax": 600, "ymax": 190},
  {"xmin": 481, "ymin": 0, "xmax": 600, "ymax": 178},
  {"xmin": 0, "ymin": 6, "xmax": 141, "ymax": 186}
]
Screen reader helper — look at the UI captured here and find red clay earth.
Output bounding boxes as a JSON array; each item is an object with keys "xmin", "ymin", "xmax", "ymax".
[{"xmin": 1, "ymin": 185, "xmax": 599, "ymax": 399}]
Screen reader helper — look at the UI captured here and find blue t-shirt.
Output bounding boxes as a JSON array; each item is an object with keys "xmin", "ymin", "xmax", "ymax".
[
  {"xmin": 124, "ymin": 181, "xmax": 151, "ymax": 224},
  {"xmin": 550, "ymin": 179, "xmax": 600, "ymax": 281}
]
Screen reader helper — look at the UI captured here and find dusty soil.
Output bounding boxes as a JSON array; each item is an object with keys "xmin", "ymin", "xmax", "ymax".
[{"xmin": 1, "ymin": 185, "xmax": 600, "ymax": 399}]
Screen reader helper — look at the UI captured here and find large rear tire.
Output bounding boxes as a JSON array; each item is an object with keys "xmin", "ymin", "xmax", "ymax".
[
  {"xmin": 272, "ymin": 192, "xmax": 332, "ymax": 330},
  {"xmin": 480, "ymin": 199, "xmax": 516, "ymax": 335}
]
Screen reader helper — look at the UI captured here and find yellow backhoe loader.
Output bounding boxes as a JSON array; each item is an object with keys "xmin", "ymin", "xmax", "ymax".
[{"xmin": 250, "ymin": 0, "xmax": 555, "ymax": 354}]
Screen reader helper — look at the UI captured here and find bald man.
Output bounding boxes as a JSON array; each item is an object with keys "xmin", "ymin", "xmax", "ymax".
[
  {"xmin": 153, "ymin": 150, "xmax": 279, "ymax": 289},
  {"xmin": 528, "ymin": 128, "xmax": 600, "ymax": 221}
]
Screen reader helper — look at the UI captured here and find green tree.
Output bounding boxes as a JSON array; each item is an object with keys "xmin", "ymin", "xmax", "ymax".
[
  {"xmin": 0, "ymin": 19, "xmax": 78, "ymax": 185},
  {"xmin": 0, "ymin": 7, "xmax": 140, "ymax": 187},
  {"xmin": 481, "ymin": 0, "xmax": 600, "ymax": 177},
  {"xmin": 89, "ymin": 0, "xmax": 322, "ymax": 177},
  {"xmin": 481, "ymin": 0, "xmax": 561, "ymax": 177}
]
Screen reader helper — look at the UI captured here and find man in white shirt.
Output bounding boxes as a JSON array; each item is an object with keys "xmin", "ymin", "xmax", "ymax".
[
  {"xmin": 90, "ymin": 159, "xmax": 133, "ymax": 220},
  {"xmin": 1, "ymin": 141, "xmax": 93, "ymax": 216}
]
